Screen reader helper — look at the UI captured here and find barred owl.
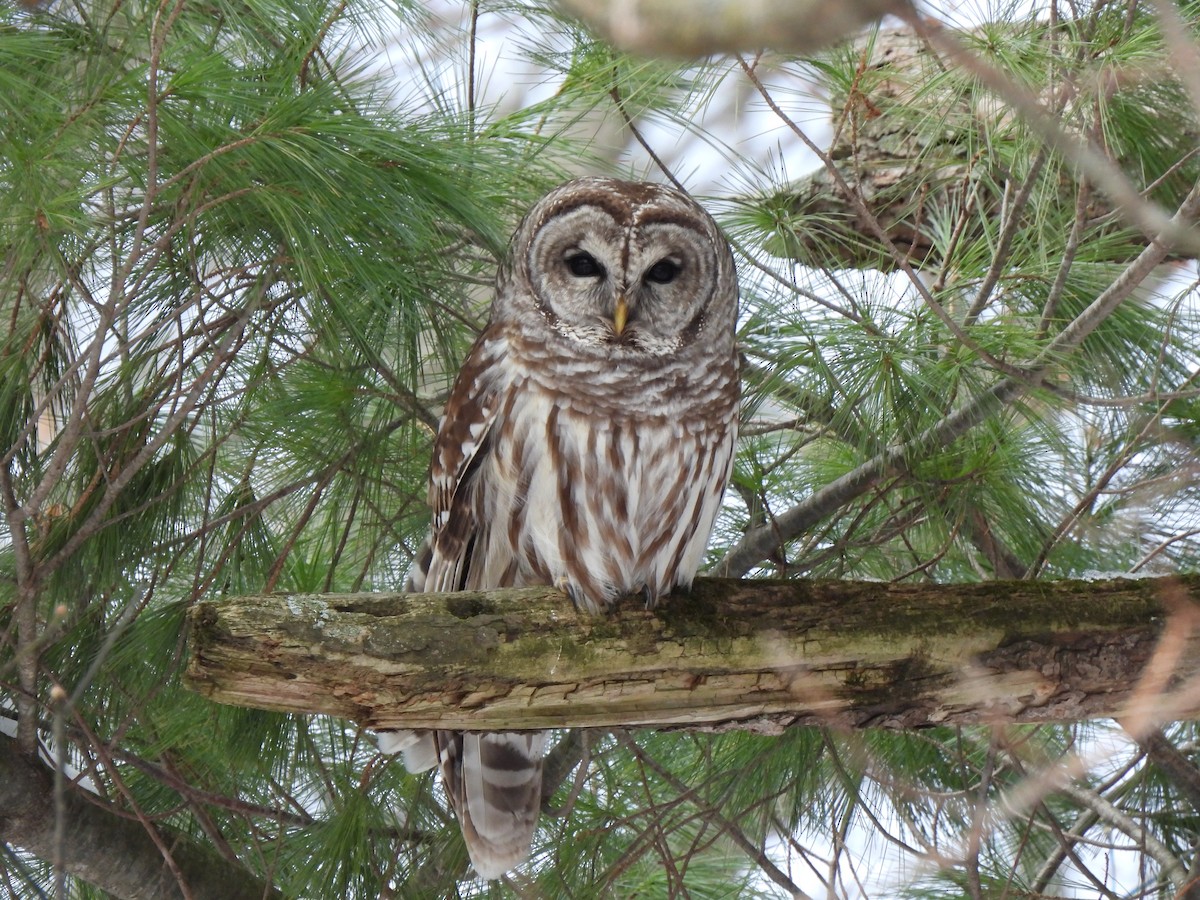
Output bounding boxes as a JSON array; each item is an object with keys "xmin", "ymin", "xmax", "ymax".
[{"xmin": 379, "ymin": 177, "xmax": 740, "ymax": 879}]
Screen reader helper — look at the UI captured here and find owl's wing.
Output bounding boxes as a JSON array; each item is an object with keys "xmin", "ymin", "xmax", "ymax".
[{"xmin": 409, "ymin": 330, "xmax": 509, "ymax": 594}]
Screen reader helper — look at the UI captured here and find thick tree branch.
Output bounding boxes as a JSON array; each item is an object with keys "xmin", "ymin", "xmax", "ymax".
[
  {"xmin": 186, "ymin": 575, "xmax": 1200, "ymax": 734},
  {"xmin": 554, "ymin": 0, "xmax": 908, "ymax": 57},
  {"xmin": 0, "ymin": 736, "xmax": 278, "ymax": 900}
]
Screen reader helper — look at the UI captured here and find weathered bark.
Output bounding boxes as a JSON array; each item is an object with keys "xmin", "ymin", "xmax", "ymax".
[
  {"xmin": 0, "ymin": 736, "xmax": 279, "ymax": 900},
  {"xmin": 186, "ymin": 575, "xmax": 1200, "ymax": 734}
]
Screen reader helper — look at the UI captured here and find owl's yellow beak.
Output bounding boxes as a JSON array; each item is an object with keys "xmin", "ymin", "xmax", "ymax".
[{"xmin": 613, "ymin": 296, "xmax": 629, "ymax": 335}]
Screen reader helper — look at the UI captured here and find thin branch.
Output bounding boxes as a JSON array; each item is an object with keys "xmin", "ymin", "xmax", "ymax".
[
  {"xmin": 717, "ymin": 169, "xmax": 1200, "ymax": 576},
  {"xmin": 1038, "ymin": 177, "xmax": 1092, "ymax": 336},
  {"xmin": 466, "ymin": 0, "xmax": 479, "ymax": 124},
  {"xmin": 905, "ymin": 10, "xmax": 1200, "ymax": 256},
  {"xmin": 962, "ymin": 149, "xmax": 1050, "ymax": 326},
  {"xmin": 1025, "ymin": 402, "xmax": 1167, "ymax": 579},
  {"xmin": 614, "ymin": 730, "xmax": 815, "ymax": 900},
  {"xmin": 1057, "ymin": 781, "xmax": 1190, "ymax": 889},
  {"xmin": 1137, "ymin": 728, "xmax": 1200, "ymax": 814}
]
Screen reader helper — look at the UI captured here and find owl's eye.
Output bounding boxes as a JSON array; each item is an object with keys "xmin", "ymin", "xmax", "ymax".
[
  {"xmin": 645, "ymin": 259, "xmax": 680, "ymax": 284},
  {"xmin": 565, "ymin": 252, "xmax": 604, "ymax": 278}
]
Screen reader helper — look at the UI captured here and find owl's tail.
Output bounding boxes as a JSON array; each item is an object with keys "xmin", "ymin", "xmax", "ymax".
[{"xmin": 379, "ymin": 729, "xmax": 547, "ymax": 880}]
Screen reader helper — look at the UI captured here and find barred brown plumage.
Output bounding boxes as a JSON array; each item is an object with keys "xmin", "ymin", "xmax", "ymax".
[{"xmin": 378, "ymin": 177, "xmax": 740, "ymax": 879}]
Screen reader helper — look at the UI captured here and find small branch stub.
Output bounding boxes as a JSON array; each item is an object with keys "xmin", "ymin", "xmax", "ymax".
[{"xmin": 185, "ymin": 576, "xmax": 1200, "ymax": 734}]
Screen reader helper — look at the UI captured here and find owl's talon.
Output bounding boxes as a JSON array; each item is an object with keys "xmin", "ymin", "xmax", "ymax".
[
  {"xmin": 555, "ymin": 577, "xmax": 616, "ymax": 615},
  {"xmin": 638, "ymin": 585, "xmax": 657, "ymax": 614},
  {"xmin": 554, "ymin": 577, "xmax": 582, "ymax": 609}
]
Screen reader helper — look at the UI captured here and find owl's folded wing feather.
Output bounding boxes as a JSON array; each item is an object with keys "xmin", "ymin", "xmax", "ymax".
[
  {"xmin": 385, "ymin": 331, "xmax": 510, "ymax": 776},
  {"xmin": 422, "ymin": 330, "xmax": 509, "ymax": 593}
]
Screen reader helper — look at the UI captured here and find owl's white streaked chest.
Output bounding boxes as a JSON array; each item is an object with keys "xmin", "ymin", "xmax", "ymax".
[{"xmin": 467, "ymin": 351, "xmax": 737, "ymax": 614}]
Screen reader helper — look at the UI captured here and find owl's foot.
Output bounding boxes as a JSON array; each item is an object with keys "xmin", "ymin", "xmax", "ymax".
[
  {"xmin": 642, "ymin": 584, "xmax": 657, "ymax": 610},
  {"xmin": 554, "ymin": 577, "xmax": 610, "ymax": 616},
  {"xmin": 553, "ymin": 575, "xmax": 581, "ymax": 608}
]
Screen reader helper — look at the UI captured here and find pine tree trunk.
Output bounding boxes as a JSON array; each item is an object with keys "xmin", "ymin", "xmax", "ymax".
[{"xmin": 186, "ymin": 575, "xmax": 1200, "ymax": 733}]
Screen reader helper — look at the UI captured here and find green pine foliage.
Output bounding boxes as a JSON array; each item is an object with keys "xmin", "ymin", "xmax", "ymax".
[{"xmin": 3, "ymin": 0, "xmax": 1200, "ymax": 897}]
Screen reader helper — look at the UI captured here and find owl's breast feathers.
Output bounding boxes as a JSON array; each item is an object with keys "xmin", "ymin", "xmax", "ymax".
[{"xmin": 417, "ymin": 324, "xmax": 738, "ymax": 614}]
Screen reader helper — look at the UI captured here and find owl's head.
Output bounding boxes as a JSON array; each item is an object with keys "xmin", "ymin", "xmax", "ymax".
[{"xmin": 496, "ymin": 177, "xmax": 738, "ymax": 358}]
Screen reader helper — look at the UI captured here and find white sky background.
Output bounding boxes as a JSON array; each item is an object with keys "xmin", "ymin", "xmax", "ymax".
[
  {"xmin": 370, "ymin": 1, "xmax": 1045, "ymax": 198},
  {"xmin": 372, "ymin": 1, "xmax": 828, "ymax": 197},
  {"xmin": 365, "ymin": 3, "xmax": 1185, "ymax": 897}
]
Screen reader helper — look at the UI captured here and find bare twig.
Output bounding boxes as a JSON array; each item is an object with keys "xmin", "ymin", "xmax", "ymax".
[{"xmin": 614, "ymin": 730, "xmax": 816, "ymax": 899}]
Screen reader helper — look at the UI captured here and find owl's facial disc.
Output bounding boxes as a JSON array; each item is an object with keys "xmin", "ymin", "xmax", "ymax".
[{"xmin": 528, "ymin": 207, "xmax": 716, "ymax": 354}]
